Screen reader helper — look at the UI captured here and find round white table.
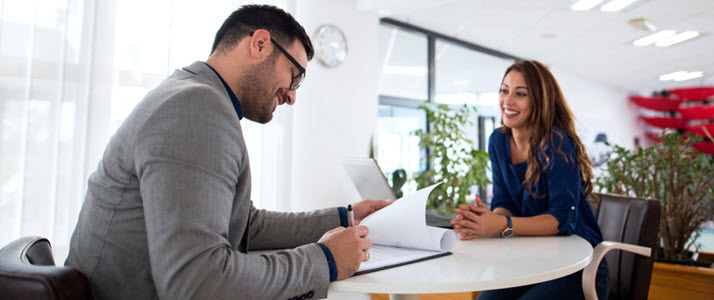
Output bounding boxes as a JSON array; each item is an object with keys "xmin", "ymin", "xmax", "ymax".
[{"xmin": 329, "ymin": 235, "xmax": 593, "ymax": 300}]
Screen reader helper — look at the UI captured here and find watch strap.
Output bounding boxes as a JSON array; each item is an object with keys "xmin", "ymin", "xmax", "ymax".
[{"xmin": 501, "ymin": 215, "xmax": 514, "ymax": 238}]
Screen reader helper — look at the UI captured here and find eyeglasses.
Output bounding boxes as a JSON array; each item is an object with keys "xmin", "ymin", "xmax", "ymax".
[{"xmin": 250, "ymin": 32, "xmax": 306, "ymax": 90}]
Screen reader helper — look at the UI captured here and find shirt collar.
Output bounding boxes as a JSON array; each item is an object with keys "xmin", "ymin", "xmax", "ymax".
[{"xmin": 203, "ymin": 62, "xmax": 243, "ymax": 120}]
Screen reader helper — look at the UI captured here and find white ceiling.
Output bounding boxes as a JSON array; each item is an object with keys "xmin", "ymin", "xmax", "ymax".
[{"xmin": 358, "ymin": 0, "xmax": 714, "ymax": 92}]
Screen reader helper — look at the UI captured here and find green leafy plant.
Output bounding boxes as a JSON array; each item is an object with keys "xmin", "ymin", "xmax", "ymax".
[
  {"xmin": 595, "ymin": 132, "xmax": 714, "ymax": 261},
  {"xmin": 413, "ymin": 104, "xmax": 491, "ymax": 213},
  {"xmin": 391, "ymin": 169, "xmax": 407, "ymax": 199}
]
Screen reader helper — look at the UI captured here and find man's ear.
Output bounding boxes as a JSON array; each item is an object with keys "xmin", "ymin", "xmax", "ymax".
[{"xmin": 249, "ymin": 29, "xmax": 271, "ymax": 59}]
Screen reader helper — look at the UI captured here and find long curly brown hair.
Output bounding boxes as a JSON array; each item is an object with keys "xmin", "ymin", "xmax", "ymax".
[{"xmin": 499, "ymin": 60, "xmax": 596, "ymax": 203}]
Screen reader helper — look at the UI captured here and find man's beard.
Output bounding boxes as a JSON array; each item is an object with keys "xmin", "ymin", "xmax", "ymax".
[{"xmin": 237, "ymin": 57, "xmax": 279, "ymax": 124}]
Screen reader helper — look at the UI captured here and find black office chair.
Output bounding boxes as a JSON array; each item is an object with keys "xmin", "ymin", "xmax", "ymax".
[
  {"xmin": 0, "ymin": 236, "xmax": 93, "ymax": 300},
  {"xmin": 582, "ymin": 193, "xmax": 661, "ymax": 300}
]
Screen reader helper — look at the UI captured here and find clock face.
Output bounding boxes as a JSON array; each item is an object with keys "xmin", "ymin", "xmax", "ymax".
[{"xmin": 314, "ymin": 24, "xmax": 347, "ymax": 68}]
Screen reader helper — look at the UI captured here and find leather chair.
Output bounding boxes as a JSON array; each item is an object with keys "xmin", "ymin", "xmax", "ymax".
[
  {"xmin": 582, "ymin": 193, "xmax": 661, "ymax": 300},
  {"xmin": 0, "ymin": 236, "xmax": 92, "ymax": 300}
]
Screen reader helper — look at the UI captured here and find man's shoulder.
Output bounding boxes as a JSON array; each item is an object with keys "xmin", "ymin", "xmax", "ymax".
[
  {"xmin": 139, "ymin": 73, "xmax": 230, "ymax": 118},
  {"xmin": 123, "ymin": 72, "xmax": 239, "ymax": 145},
  {"xmin": 162, "ymin": 61, "xmax": 225, "ymax": 94},
  {"xmin": 154, "ymin": 74, "xmax": 225, "ymax": 104}
]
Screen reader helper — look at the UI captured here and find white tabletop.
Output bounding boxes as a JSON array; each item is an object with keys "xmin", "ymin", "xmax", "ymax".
[{"xmin": 329, "ymin": 234, "xmax": 593, "ymax": 295}]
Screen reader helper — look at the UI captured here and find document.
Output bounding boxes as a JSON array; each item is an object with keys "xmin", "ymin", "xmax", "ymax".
[{"xmin": 355, "ymin": 183, "xmax": 456, "ymax": 275}]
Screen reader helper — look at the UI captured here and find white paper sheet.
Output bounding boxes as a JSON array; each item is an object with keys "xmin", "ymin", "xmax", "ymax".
[
  {"xmin": 356, "ymin": 183, "xmax": 456, "ymax": 273},
  {"xmin": 359, "ymin": 183, "xmax": 455, "ymax": 252}
]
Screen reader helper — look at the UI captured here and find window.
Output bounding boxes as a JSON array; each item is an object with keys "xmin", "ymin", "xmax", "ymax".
[
  {"xmin": 0, "ymin": 0, "xmax": 287, "ymax": 263},
  {"xmin": 376, "ymin": 105, "xmax": 425, "ymax": 194},
  {"xmin": 376, "ymin": 18, "xmax": 518, "ymax": 200}
]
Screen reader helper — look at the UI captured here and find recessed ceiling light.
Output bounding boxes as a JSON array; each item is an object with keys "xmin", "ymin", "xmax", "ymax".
[
  {"xmin": 659, "ymin": 71, "xmax": 704, "ymax": 81},
  {"xmin": 659, "ymin": 71, "xmax": 688, "ymax": 81},
  {"xmin": 655, "ymin": 31, "xmax": 700, "ymax": 47},
  {"xmin": 601, "ymin": 0, "xmax": 638, "ymax": 12},
  {"xmin": 571, "ymin": 0, "xmax": 604, "ymax": 11},
  {"xmin": 633, "ymin": 30, "xmax": 676, "ymax": 47},
  {"xmin": 674, "ymin": 71, "xmax": 703, "ymax": 81}
]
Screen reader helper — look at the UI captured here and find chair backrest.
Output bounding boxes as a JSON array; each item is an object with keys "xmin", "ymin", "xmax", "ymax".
[
  {"xmin": 594, "ymin": 193, "xmax": 661, "ymax": 300},
  {"xmin": 0, "ymin": 236, "xmax": 92, "ymax": 300}
]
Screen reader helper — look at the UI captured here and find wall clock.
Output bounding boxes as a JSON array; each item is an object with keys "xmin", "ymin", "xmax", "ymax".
[{"xmin": 314, "ymin": 24, "xmax": 347, "ymax": 68}]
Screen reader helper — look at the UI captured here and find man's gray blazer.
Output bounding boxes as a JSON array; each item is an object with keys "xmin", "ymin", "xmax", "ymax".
[{"xmin": 65, "ymin": 61, "xmax": 341, "ymax": 300}]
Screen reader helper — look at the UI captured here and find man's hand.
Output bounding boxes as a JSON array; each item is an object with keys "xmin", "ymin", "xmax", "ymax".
[
  {"xmin": 318, "ymin": 225, "xmax": 372, "ymax": 280},
  {"xmin": 352, "ymin": 199, "xmax": 394, "ymax": 225},
  {"xmin": 451, "ymin": 196, "xmax": 507, "ymax": 240}
]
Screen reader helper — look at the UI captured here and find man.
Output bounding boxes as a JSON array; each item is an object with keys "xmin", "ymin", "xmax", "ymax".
[{"xmin": 65, "ymin": 5, "xmax": 390, "ymax": 300}]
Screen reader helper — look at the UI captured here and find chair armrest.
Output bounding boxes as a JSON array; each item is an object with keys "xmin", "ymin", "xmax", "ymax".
[{"xmin": 582, "ymin": 241, "xmax": 651, "ymax": 300}]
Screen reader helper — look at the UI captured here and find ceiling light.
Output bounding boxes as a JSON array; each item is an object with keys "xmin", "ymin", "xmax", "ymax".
[
  {"xmin": 674, "ymin": 71, "xmax": 703, "ymax": 81},
  {"xmin": 659, "ymin": 71, "xmax": 704, "ymax": 81},
  {"xmin": 601, "ymin": 0, "xmax": 638, "ymax": 12},
  {"xmin": 659, "ymin": 71, "xmax": 688, "ymax": 81},
  {"xmin": 571, "ymin": 0, "xmax": 604, "ymax": 11},
  {"xmin": 633, "ymin": 30, "xmax": 676, "ymax": 47},
  {"xmin": 655, "ymin": 31, "xmax": 700, "ymax": 47}
]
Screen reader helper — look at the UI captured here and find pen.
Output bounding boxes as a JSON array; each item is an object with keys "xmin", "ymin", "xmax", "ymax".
[{"xmin": 347, "ymin": 204, "xmax": 354, "ymax": 227}]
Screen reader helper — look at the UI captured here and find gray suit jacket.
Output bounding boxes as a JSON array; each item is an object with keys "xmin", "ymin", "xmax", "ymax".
[{"xmin": 66, "ymin": 61, "xmax": 341, "ymax": 300}]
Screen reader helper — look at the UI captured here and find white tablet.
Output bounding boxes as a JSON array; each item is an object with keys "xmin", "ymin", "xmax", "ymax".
[{"xmin": 342, "ymin": 157, "xmax": 397, "ymax": 201}]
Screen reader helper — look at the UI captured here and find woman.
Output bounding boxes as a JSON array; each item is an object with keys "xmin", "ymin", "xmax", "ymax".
[{"xmin": 451, "ymin": 60, "xmax": 609, "ymax": 300}]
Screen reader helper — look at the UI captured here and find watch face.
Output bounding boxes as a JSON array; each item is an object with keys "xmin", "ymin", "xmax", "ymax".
[
  {"xmin": 502, "ymin": 228, "xmax": 514, "ymax": 238},
  {"xmin": 314, "ymin": 24, "xmax": 347, "ymax": 68}
]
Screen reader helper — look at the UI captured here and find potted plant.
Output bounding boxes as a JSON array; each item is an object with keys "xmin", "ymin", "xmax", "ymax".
[
  {"xmin": 595, "ymin": 131, "xmax": 714, "ymax": 299},
  {"xmin": 412, "ymin": 104, "xmax": 491, "ymax": 213},
  {"xmin": 596, "ymin": 132, "xmax": 714, "ymax": 261}
]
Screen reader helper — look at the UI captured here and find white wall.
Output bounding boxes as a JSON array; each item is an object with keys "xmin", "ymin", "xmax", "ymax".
[
  {"xmin": 550, "ymin": 66, "xmax": 644, "ymax": 151},
  {"xmin": 291, "ymin": 0, "xmax": 380, "ymax": 211}
]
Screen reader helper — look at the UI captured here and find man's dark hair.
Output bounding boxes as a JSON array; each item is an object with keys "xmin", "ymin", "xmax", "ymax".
[{"xmin": 211, "ymin": 5, "xmax": 314, "ymax": 61}]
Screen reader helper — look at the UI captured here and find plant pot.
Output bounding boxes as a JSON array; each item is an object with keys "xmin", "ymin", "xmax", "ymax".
[
  {"xmin": 656, "ymin": 258, "xmax": 712, "ymax": 268},
  {"xmin": 655, "ymin": 248, "xmax": 714, "ymax": 268},
  {"xmin": 648, "ymin": 261, "xmax": 714, "ymax": 299}
]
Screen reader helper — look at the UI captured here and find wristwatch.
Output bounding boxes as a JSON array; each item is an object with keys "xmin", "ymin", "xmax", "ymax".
[{"xmin": 501, "ymin": 215, "xmax": 514, "ymax": 238}]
